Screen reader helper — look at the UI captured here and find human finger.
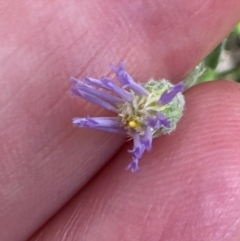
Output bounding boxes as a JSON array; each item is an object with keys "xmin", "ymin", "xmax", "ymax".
[
  {"xmin": 1, "ymin": 1, "xmax": 240, "ymax": 240},
  {"xmin": 30, "ymin": 81, "xmax": 240, "ymax": 241}
]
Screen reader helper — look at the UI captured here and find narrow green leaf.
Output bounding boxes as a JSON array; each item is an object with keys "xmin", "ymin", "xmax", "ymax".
[{"xmin": 205, "ymin": 40, "xmax": 226, "ymax": 70}]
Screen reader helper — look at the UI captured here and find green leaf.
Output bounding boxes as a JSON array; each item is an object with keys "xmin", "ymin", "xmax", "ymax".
[
  {"xmin": 198, "ymin": 68, "xmax": 216, "ymax": 81},
  {"xmin": 234, "ymin": 23, "xmax": 240, "ymax": 35},
  {"xmin": 205, "ymin": 40, "xmax": 226, "ymax": 70}
]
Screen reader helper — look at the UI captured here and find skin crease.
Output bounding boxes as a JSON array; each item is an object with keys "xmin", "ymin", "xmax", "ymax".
[{"xmin": 0, "ymin": 0, "xmax": 239, "ymax": 240}]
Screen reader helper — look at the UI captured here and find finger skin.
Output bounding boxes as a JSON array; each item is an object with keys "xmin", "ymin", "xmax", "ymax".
[
  {"xmin": 30, "ymin": 81, "xmax": 240, "ymax": 241},
  {"xmin": 0, "ymin": 0, "xmax": 240, "ymax": 240}
]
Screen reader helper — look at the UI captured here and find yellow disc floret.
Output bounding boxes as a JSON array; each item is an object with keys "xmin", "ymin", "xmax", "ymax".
[{"xmin": 128, "ymin": 120, "xmax": 138, "ymax": 128}]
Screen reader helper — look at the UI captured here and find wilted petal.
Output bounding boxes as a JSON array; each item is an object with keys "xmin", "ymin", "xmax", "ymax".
[
  {"xmin": 73, "ymin": 116, "xmax": 120, "ymax": 127},
  {"xmin": 71, "ymin": 87, "xmax": 118, "ymax": 112},
  {"xmin": 156, "ymin": 112, "xmax": 171, "ymax": 128},
  {"xmin": 78, "ymin": 84, "xmax": 124, "ymax": 105},
  {"xmin": 147, "ymin": 117, "xmax": 158, "ymax": 128},
  {"xmin": 127, "ymin": 82, "xmax": 149, "ymax": 96},
  {"xmin": 147, "ymin": 112, "xmax": 170, "ymax": 129},
  {"xmin": 84, "ymin": 77, "xmax": 112, "ymax": 90},
  {"xmin": 140, "ymin": 126, "xmax": 152, "ymax": 151},
  {"xmin": 70, "ymin": 76, "xmax": 79, "ymax": 84},
  {"xmin": 128, "ymin": 133, "xmax": 145, "ymax": 158},
  {"xmin": 111, "ymin": 62, "xmax": 129, "ymax": 85},
  {"xmin": 126, "ymin": 156, "xmax": 140, "ymax": 172},
  {"xmin": 159, "ymin": 81, "xmax": 185, "ymax": 105},
  {"xmin": 111, "ymin": 62, "xmax": 149, "ymax": 95},
  {"xmin": 73, "ymin": 117, "xmax": 126, "ymax": 134},
  {"xmin": 101, "ymin": 77, "xmax": 133, "ymax": 102}
]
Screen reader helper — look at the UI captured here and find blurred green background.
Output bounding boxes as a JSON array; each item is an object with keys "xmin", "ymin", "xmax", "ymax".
[{"xmin": 186, "ymin": 23, "xmax": 240, "ymax": 88}]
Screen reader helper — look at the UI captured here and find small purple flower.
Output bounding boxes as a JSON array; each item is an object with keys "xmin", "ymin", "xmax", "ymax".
[{"xmin": 70, "ymin": 62, "xmax": 185, "ymax": 172}]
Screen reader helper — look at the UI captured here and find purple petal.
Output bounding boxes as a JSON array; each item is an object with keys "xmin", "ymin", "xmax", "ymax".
[
  {"xmin": 71, "ymin": 87, "xmax": 118, "ymax": 112},
  {"xmin": 84, "ymin": 77, "xmax": 112, "ymax": 90},
  {"xmin": 147, "ymin": 113, "xmax": 170, "ymax": 129},
  {"xmin": 159, "ymin": 81, "xmax": 185, "ymax": 105},
  {"xmin": 101, "ymin": 77, "xmax": 133, "ymax": 102},
  {"xmin": 156, "ymin": 112, "xmax": 171, "ymax": 128},
  {"xmin": 75, "ymin": 83, "xmax": 124, "ymax": 105},
  {"xmin": 127, "ymin": 127, "xmax": 154, "ymax": 172},
  {"xmin": 127, "ymin": 83, "xmax": 149, "ymax": 96},
  {"xmin": 147, "ymin": 116, "xmax": 159, "ymax": 128},
  {"xmin": 111, "ymin": 62, "xmax": 128, "ymax": 85},
  {"xmin": 140, "ymin": 126, "xmax": 152, "ymax": 151},
  {"xmin": 73, "ymin": 116, "xmax": 120, "ymax": 127},
  {"xmin": 111, "ymin": 62, "xmax": 149, "ymax": 95},
  {"xmin": 73, "ymin": 117, "xmax": 126, "ymax": 134},
  {"xmin": 70, "ymin": 77, "xmax": 79, "ymax": 84},
  {"xmin": 127, "ymin": 132, "xmax": 150, "ymax": 172},
  {"xmin": 126, "ymin": 156, "xmax": 140, "ymax": 172},
  {"xmin": 71, "ymin": 76, "xmax": 111, "ymax": 91},
  {"xmin": 128, "ymin": 133, "xmax": 145, "ymax": 158}
]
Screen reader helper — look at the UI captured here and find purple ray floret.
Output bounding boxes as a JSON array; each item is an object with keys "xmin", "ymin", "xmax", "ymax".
[
  {"xmin": 71, "ymin": 86, "xmax": 118, "ymax": 113},
  {"xmin": 128, "ymin": 134, "xmax": 145, "ymax": 158},
  {"xmin": 140, "ymin": 126, "xmax": 152, "ymax": 151},
  {"xmin": 73, "ymin": 81, "xmax": 124, "ymax": 105},
  {"xmin": 73, "ymin": 117, "xmax": 126, "ymax": 134},
  {"xmin": 101, "ymin": 77, "xmax": 133, "ymax": 102},
  {"xmin": 127, "ymin": 130, "xmax": 153, "ymax": 172},
  {"xmin": 159, "ymin": 81, "xmax": 185, "ymax": 105},
  {"xmin": 126, "ymin": 156, "xmax": 140, "ymax": 173},
  {"xmin": 111, "ymin": 62, "xmax": 149, "ymax": 95},
  {"xmin": 147, "ymin": 112, "xmax": 170, "ymax": 129},
  {"xmin": 127, "ymin": 134, "xmax": 144, "ymax": 172},
  {"xmin": 156, "ymin": 112, "xmax": 171, "ymax": 128},
  {"xmin": 84, "ymin": 77, "xmax": 112, "ymax": 90}
]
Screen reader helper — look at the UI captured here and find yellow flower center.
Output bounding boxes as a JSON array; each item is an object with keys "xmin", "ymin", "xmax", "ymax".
[{"xmin": 128, "ymin": 120, "xmax": 138, "ymax": 128}]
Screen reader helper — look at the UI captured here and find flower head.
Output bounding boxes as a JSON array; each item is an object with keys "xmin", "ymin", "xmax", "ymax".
[{"xmin": 71, "ymin": 62, "xmax": 185, "ymax": 172}]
